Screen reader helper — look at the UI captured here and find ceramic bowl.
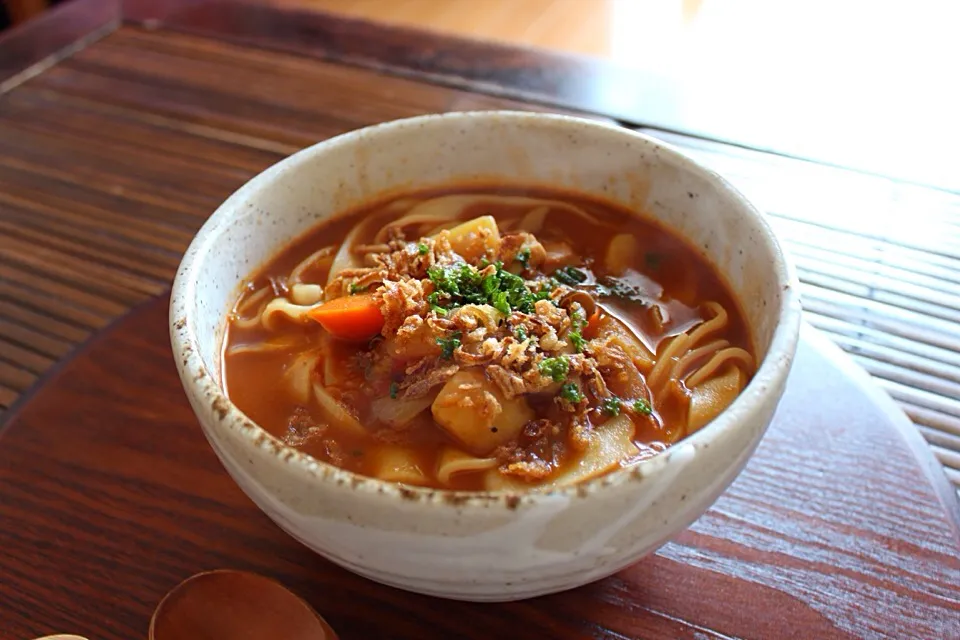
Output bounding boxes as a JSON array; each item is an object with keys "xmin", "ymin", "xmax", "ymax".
[{"xmin": 170, "ymin": 111, "xmax": 801, "ymax": 602}]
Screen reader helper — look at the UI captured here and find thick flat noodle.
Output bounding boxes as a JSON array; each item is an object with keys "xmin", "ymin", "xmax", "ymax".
[
  {"xmin": 283, "ymin": 350, "xmax": 321, "ymax": 404},
  {"xmin": 289, "ymin": 245, "xmax": 335, "ymax": 283},
  {"xmin": 370, "ymin": 395, "xmax": 435, "ymax": 428},
  {"xmin": 311, "ymin": 381, "xmax": 367, "ymax": 437},
  {"xmin": 328, "ymin": 217, "xmax": 376, "ymax": 286},
  {"xmin": 518, "ymin": 206, "xmax": 549, "ymax": 233},
  {"xmin": 232, "ymin": 286, "xmax": 272, "ymax": 329},
  {"xmin": 672, "ymin": 339, "xmax": 729, "ymax": 381},
  {"xmin": 685, "ymin": 347, "xmax": 754, "ymax": 389},
  {"xmin": 646, "ymin": 301, "xmax": 731, "ymax": 392},
  {"xmin": 685, "ymin": 301, "xmax": 728, "ymax": 346},
  {"xmin": 372, "ymin": 195, "xmax": 483, "ymax": 243},
  {"xmin": 436, "ymin": 448, "xmax": 498, "ymax": 485},
  {"xmin": 225, "ymin": 334, "xmax": 305, "ymax": 356},
  {"xmin": 373, "ymin": 194, "xmax": 607, "ymax": 243},
  {"xmin": 688, "ymin": 365, "xmax": 744, "ymax": 432},
  {"xmin": 485, "ymin": 414, "xmax": 639, "ymax": 491},
  {"xmin": 373, "ymin": 445, "xmax": 432, "ymax": 485},
  {"xmin": 261, "ymin": 298, "xmax": 321, "ymax": 330},
  {"xmin": 320, "ymin": 333, "xmax": 357, "ymax": 386}
]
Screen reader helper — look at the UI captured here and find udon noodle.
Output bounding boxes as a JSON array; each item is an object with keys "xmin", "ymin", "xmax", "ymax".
[{"xmin": 222, "ymin": 187, "xmax": 755, "ymax": 491}]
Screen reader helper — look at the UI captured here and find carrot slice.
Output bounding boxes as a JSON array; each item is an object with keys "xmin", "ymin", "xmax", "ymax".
[
  {"xmin": 307, "ymin": 293, "xmax": 385, "ymax": 341},
  {"xmin": 584, "ymin": 309, "xmax": 602, "ymax": 339}
]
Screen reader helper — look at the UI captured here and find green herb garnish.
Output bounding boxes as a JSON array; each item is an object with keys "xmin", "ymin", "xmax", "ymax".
[
  {"xmin": 490, "ymin": 290, "xmax": 510, "ymax": 315},
  {"xmin": 531, "ymin": 278, "xmax": 557, "ymax": 304},
  {"xmin": 534, "ymin": 290, "xmax": 553, "ymax": 304},
  {"xmin": 436, "ymin": 332, "xmax": 462, "ymax": 359},
  {"xmin": 349, "ymin": 283, "xmax": 367, "ymax": 294},
  {"xmin": 431, "ymin": 305, "xmax": 448, "ymax": 317},
  {"xmin": 389, "ymin": 382, "xmax": 399, "ymax": 399},
  {"xmin": 418, "ymin": 243, "xmax": 429, "ymax": 255},
  {"xmin": 571, "ymin": 308, "xmax": 587, "ymax": 330},
  {"xmin": 426, "ymin": 260, "xmax": 542, "ymax": 315},
  {"xmin": 514, "ymin": 326, "xmax": 528, "ymax": 341},
  {"xmin": 601, "ymin": 396, "xmax": 621, "ymax": 416},
  {"xmin": 633, "ymin": 398, "xmax": 652, "ymax": 415},
  {"xmin": 568, "ymin": 330, "xmax": 586, "ymax": 353},
  {"xmin": 554, "ymin": 266, "xmax": 588, "ymax": 286},
  {"xmin": 539, "ymin": 356, "xmax": 569, "ymax": 383},
  {"xmin": 560, "ymin": 382, "xmax": 583, "ymax": 403},
  {"xmin": 516, "ymin": 247, "xmax": 531, "ymax": 268},
  {"xmin": 481, "ymin": 273, "xmax": 498, "ymax": 296},
  {"xmin": 567, "ymin": 308, "xmax": 587, "ymax": 352}
]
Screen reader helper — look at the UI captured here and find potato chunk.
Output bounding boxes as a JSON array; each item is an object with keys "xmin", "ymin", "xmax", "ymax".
[
  {"xmin": 442, "ymin": 215, "xmax": 501, "ymax": 262},
  {"xmin": 431, "ymin": 370, "xmax": 533, "ymax": 455},
  {"xmin": 688, "ymin": 365, "xmax": 744, "ymax": 432},
  {"xmin": 373, "ymin": 445, "xmax": 432, "ymax": 485},
  {"xmin": 485, "ymin": 414, "xmax": 639, "ymax": 491},
  {"xmin": 605, "ymin": 233, "xmax": 638, "ymax": 276}
]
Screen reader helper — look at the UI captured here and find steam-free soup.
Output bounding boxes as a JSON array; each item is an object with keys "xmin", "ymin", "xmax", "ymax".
[{"xmin": 223, "ymin": 187, "xmax": 755, "ymax": 491}]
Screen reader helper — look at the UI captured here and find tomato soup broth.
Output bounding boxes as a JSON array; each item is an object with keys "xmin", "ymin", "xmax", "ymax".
[{"xmin": 223, "ymin": 187, "xmax": 754, "ymax": 491}]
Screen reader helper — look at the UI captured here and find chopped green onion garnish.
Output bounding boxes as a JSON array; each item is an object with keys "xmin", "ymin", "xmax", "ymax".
[
  {"xmin": 601, "ymin": 396, "xmax": 621, "ymax": 416},
  {"xmin": 633, "ymin": 398, "xmax": 652, "ymax": 415},
  {"xmin": 539, "ymin": 356, "xmax": 569, "ymax": 383},
  {"xmin": 436, "ymin": 332, "xmax": 462, "ymax": 359},
  {"xmin": 560, "ymin": 382, "xmax": 583, "ymax": 403}
]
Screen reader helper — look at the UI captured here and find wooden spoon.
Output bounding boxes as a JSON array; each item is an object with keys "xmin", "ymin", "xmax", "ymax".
[{"xmin": 149, "ymin": 570, "xmax": 338, "ymax": 640}]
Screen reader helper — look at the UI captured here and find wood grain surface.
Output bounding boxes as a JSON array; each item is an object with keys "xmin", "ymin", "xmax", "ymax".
[
  {"xmin": 0, "ymin": 294, "xmax": 956, "ymax": 640},
  {"xmin": 0, "ymin": 0, "xmax": 116, "ymax": 91},
  {"xmin": 2, "ymin": 19, "xmax": 959, "ymax": 493}
]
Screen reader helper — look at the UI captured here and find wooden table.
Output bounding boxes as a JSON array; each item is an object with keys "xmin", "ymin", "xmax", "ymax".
[{"xmin": 0, "ymin": 1, "xmax": 958, "ymax": 638}]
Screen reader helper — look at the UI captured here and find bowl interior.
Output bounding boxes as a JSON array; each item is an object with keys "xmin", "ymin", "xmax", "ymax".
[{"xmin": 180, "ymin": 111, "xmax": 790, "ymax": 420}]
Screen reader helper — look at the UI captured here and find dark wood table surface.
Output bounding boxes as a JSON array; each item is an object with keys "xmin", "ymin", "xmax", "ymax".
[{"xmin": 0, "ymin": 1, "xmax": 958, "ymax": 637}]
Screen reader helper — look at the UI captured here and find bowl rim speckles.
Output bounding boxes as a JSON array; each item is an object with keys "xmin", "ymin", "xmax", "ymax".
[{"xmin": 169, "ymin": 110, "xmax": 802, "ymax": 511}]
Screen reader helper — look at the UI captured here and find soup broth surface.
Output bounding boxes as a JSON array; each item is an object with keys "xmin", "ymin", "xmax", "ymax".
[{"xmin": 223, "ymin": 187, "xmax": 754, "ymax": 491}]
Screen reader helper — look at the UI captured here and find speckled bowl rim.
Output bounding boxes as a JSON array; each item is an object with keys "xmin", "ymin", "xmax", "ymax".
[{"xmin": 170, "ymin": 111, "xmax": 801, "ymax": 510}]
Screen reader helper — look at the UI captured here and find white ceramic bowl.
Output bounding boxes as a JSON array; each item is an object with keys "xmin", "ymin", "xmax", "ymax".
[{"xmin": 170, "ymin": 111, "xmax": 801, "ymax": 602}]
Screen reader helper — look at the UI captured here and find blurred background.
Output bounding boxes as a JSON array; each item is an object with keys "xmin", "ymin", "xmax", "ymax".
[{"xmin": 2, "ymin": 0, "xmax": 958, "ymax": 191}]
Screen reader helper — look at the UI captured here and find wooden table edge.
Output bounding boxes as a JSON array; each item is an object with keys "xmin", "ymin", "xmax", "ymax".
[
  {"xmin": 0, "ymin": 291, "xmax": 162, "ymax": 440},
  {"xmin": 0, "ymin": 0, "xmax": 118, "ymax": 92}
]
